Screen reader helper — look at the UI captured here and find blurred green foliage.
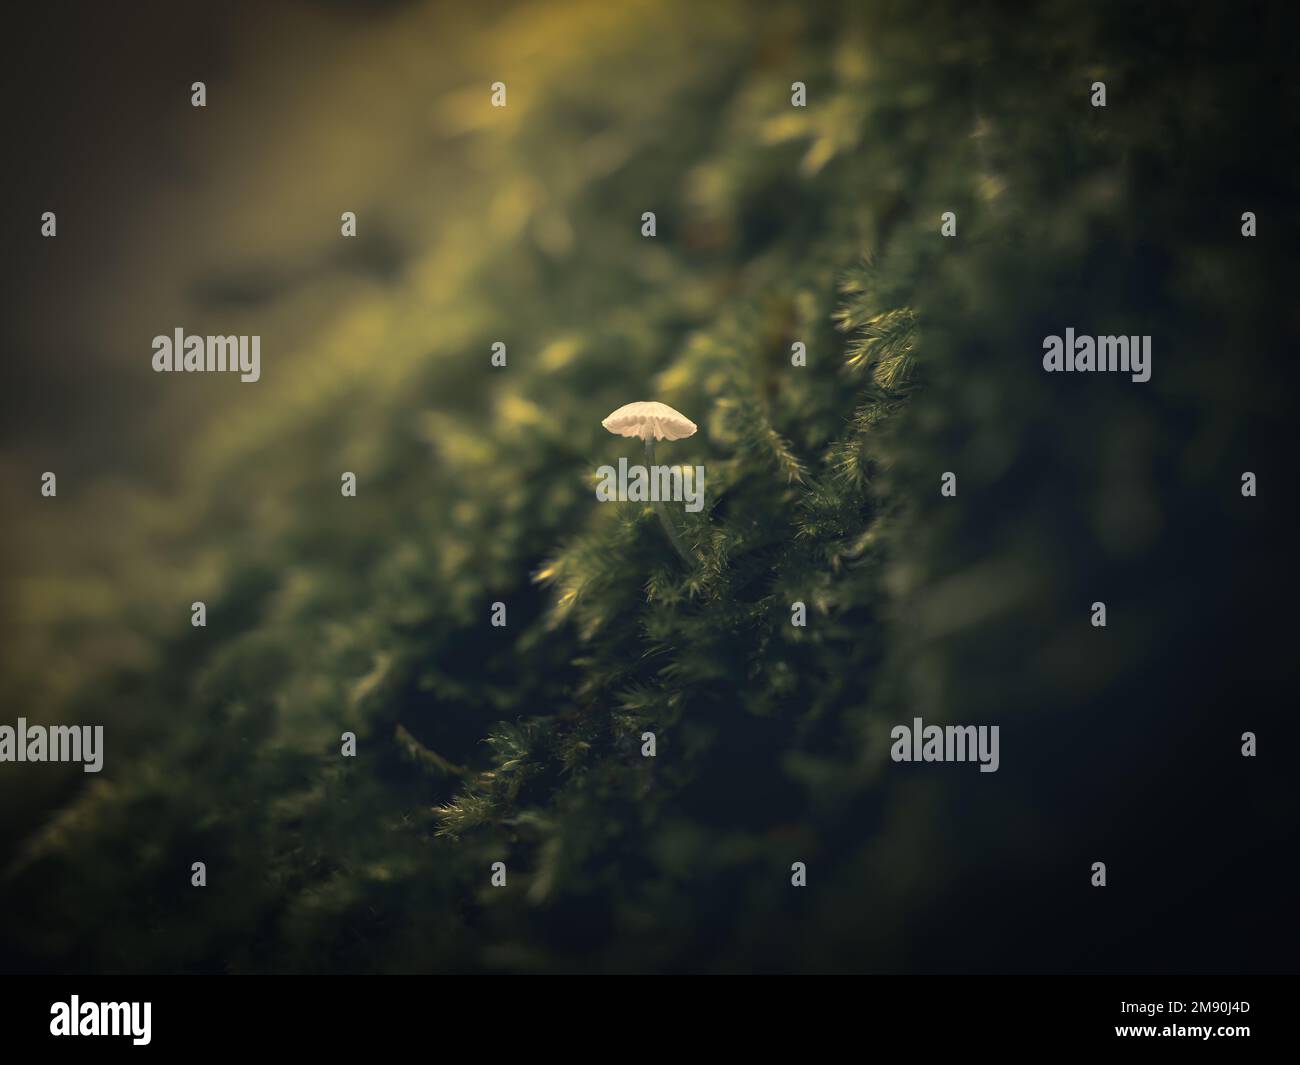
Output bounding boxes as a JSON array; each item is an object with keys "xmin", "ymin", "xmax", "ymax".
[{"xmin": 1, "ymin": 0, "xmax": 1295, "ymax": 972}]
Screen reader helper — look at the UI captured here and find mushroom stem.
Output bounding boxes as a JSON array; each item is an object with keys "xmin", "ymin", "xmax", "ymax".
[{"xmin": 644, "ymin": 437, "xmax": 695, "ymax": 565}]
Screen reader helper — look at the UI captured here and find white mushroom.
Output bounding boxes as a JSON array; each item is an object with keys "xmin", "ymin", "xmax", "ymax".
[
  {"xmin": 601, "ymin": 401, "xmax": 698, "ymax": 442},
  {"xmin": 602, "ymin": 400, "xmax": 699, "ymax": 564}
]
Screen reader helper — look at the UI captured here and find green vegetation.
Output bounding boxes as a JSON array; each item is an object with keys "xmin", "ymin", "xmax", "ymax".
[{"xmin": 1, "ymin": 0, "xmax": 1293, "ymax": 972}]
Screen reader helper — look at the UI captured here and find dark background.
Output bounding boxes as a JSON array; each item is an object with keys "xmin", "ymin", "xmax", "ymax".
[{"xmin": 0, "ymin": 0, "xmax": 1296, "ymax": 974}]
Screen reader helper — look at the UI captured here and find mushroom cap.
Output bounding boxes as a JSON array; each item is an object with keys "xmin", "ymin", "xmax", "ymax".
[{"xmin": 602, "ymin": 401, "xmax": 698, "ymax": 441}]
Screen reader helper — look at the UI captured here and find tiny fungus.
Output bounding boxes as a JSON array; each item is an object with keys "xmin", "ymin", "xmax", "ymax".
[{"xmin": 602, "ymin": 400, "xmax": 698, "ymax": 564}]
